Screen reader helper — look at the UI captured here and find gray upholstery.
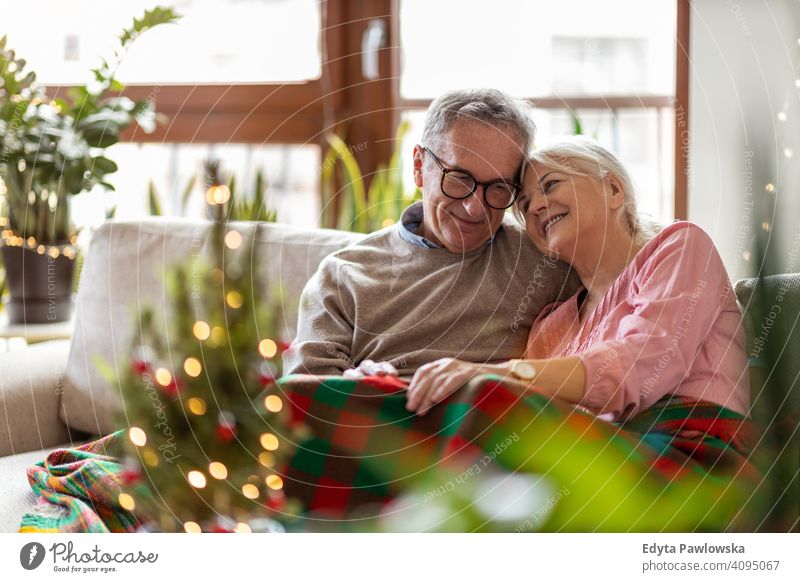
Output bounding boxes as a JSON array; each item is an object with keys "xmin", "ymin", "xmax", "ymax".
[
  {"xmin": 0, "ymin": 340, "xmax": 73, "ymax": 457},
  {"xmin": 0, "ymin": 442, "xmax": 85, "ymax": 533}
]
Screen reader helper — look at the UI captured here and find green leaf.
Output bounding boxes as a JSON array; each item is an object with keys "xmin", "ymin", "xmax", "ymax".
[
  {"xmin": 324, "ymin": 133, "xmax": 366, "ymax": 232},
  {"xmin": 148, "ymin": 180, "xmax": 163, "ymax": 216},
  {"xmin": 570, "ymin": 111, "xmax": 583, "ymax": 136},
  {"xmin": 93, "ymin": 156, "xmax": 118, "ymax": 174},
  {"xmin": 180, "ymin": 175, "xmax": 196, "ymax": 215}
]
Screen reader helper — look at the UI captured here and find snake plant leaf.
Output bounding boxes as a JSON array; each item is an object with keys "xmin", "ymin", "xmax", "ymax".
[
  {"xmin": 147, "ymin": 180, "xmax": 163, "ymax": 216},
  {"xmin": 324, "ymin": 132, "xmax": 366, "ymax": 232}
]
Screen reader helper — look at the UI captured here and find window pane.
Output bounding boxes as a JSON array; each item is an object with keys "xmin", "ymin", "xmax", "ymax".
[
  {"xmin": 400, "ymin": 0, "xmax": 675, "ymax": 98},
  {"xmin": 2, "ymin": 0, "xmax": 321, "ymax": 85},
  {"xmin": 71, "ymin": 144, "xmax": 320, "ymax": 230},
  {"xmin": 399, "ymin": 107, "xmax": 674, "ymax": 223}
]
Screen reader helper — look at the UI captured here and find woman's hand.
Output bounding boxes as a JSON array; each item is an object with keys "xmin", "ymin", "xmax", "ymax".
[
  {"xmin": 405, "ymin": 358, "xmax": 510, "ymax": 416},
  {"xmin": 343, "ymin": 359, "xmax": 399, "ymax": 380}
]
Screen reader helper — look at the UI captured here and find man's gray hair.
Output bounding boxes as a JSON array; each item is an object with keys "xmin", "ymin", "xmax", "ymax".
[{"xmin": 421, "ymin": 89, "xmax": 536, "ymax": 154}]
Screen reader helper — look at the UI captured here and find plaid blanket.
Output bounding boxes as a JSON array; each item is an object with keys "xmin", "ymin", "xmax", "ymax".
[
  {"xmin": 281, "ymin": 374, "xmax": 762, "ymax": 531},
  {"xmin": 19, "ymin": 432, "xmax": 140, "ymax": 533},
  {"xmin": 19, "ymin": 374, "xmax": 762, "ymax": 532}
]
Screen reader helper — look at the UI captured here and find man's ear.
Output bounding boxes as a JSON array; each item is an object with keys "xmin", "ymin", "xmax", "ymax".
[
  {"xmin": 607, "ymin": 175, "xmax": 625, "ymax": 210},
  {"xmin": 412, "ymin": 145, "xmax": 425, "ymax": 188}
]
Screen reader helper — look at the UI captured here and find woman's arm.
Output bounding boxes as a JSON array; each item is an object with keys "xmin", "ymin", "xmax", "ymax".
[{"xmin": 405, "ymin": 356, "xmax": 587, "ymax": 415}]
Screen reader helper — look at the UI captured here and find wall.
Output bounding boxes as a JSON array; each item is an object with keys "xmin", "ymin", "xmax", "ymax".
[{"xmin": 689, "ymin": 0, "xmax": 800, "ymax": 279}]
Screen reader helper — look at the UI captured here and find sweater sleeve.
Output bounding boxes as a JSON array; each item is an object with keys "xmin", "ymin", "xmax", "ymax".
[
  {"xmin": 577, "ymin": 224, "xmax": 733, "ymax": 419},
  {"xmin": 282, "ymin": 256, "xmax": 355, "ymax": 376}
]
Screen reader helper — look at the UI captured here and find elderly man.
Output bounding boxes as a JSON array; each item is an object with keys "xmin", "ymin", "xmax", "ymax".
[{"xmin": 284, "ymin": 88, "xmax": 573, "ymax": 378}]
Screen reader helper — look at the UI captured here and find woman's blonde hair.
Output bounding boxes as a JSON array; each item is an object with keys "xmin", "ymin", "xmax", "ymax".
[{"xmin": 518, "ymin": 136, "xmax": 661, "ymax": 246}]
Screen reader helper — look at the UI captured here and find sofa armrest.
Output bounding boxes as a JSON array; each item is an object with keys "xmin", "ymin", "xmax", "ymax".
[{"xmin": 0, "ymin": 340, "xmax": 74, "ymax": 456}]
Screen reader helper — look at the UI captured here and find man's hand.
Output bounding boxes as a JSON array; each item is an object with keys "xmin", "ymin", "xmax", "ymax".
[
  {"xmin": 343, "ymin": 359, "xmax": 399, "ymax": 379},
  {"xmin": 405, "ymin": 358, "xmax": 510, "ymax": 416}
]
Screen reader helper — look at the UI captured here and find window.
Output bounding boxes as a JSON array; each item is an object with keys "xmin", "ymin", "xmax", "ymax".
[
  {"xmin": 2, "ymin": 1, "xmax": 687, "ymax": 231},
  {"xmin": 74, "ymin": 144, "xmax": 320, "ymax": 229},
  {"xmin": 4, "ymin": 0, "xmax": 321, "ymax": 85},
  {"xmin": 399, "ymin": 0, "xmax": 678, "ymax": 223}
]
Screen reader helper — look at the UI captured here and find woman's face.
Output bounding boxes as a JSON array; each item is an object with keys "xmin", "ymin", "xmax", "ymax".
[{"xmin": 517, "ymin": 161, "xmax": 621, "ymax": 260}]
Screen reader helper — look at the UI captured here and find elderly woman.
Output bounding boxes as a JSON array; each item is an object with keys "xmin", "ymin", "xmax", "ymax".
[{"xmin": 404, "ymin": 137, "xmax": 750, "ymax": 420}]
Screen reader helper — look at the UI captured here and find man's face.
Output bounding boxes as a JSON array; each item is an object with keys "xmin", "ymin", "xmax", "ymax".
[{"xmin": 413, "ymin": 121, "xmax": 524, "ymax": 253}]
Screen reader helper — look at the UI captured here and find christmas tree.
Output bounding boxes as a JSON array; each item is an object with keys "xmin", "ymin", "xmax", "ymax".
[{"xmin": 107, "ymin": 161, "xmax": 302, "ymax": 533}]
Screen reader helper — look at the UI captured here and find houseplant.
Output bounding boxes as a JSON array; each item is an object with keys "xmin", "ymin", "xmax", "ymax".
[
  {"xmin": 320, "ymin": 120, "xmax": 421, "ymax": 233},
  {"xmin": 139, "ymin": 163, "xmax": 278, "ymax": 222},
  {"xmin": 0, "ymin": 7, "xmax": 178, "ymax": 323}
]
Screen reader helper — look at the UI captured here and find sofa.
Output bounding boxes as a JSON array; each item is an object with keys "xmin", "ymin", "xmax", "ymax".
[{"xmin": 1, "ymin": 218, "xmax": 797, "ymax": 532}]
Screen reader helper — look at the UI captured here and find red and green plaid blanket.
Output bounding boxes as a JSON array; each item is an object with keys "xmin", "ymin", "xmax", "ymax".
[{"xmin": 20, "ymin": 374, "xmax": 763, "ymax": 532}]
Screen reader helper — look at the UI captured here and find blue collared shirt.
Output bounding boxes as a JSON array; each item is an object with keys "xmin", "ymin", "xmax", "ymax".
[
  {"xmin": 397, "ymin": 202, "xmax": 441, "ymax": 249},
  {"xmin": 396, "ymin": 202, "xmax": 499, "ymax": 249}
]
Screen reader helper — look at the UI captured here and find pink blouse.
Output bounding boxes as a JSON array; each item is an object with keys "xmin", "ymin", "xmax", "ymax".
[{"xmin": 525, "ymin": 221, "xmax": 750, "ymax": 421}]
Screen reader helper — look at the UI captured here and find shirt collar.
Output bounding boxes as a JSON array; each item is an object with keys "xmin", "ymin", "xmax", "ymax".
[
  {"xmin": 397, "ymin": 202, "xmax": 441, "ymax": 249},
  {"xmin": 396, "ymin": 201, "xmax": 501, "ymax": 249}
]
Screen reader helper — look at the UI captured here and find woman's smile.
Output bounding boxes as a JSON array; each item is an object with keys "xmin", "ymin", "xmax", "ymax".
[{"xmin": 541, "ymin": 212, "xmax": 569, "ymax": 236}]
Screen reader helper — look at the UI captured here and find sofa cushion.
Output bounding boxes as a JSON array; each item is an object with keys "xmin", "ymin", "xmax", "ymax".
[
  {"xmin": 0, "ymin": 340, "xmax": 73, "ymax": 457},
  {"xmin": 60, "ymin": 218, "xmax": 363, "ymax": 435}
]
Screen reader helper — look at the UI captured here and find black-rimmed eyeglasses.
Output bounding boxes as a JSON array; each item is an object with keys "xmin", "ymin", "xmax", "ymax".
[{"xmin": 421, "ymin": 146, "xmax": 521, "ymax": 210}]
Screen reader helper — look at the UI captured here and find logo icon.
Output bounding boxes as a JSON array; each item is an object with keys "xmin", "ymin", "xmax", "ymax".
[{"xmin": 20, "ymin": 542, "xmax": 46, "ymax": 570}]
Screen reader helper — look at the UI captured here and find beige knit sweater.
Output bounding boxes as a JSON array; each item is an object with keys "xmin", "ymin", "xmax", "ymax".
[{"xmin": 284, "ymin": 209, "xmax": 577, "ymax": 377}]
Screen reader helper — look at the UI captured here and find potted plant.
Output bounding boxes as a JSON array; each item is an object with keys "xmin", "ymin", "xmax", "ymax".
[{"xmin": 0, "ymin": 7, "xmax": 178, "ymax": 323}]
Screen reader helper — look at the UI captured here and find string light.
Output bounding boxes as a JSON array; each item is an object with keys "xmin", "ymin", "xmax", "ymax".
[
  {"xmin": 778, "ymin": 111, "xmax": 788, "ymax": 122},
  {"xmin": 226, "ymin": 290, "xmax": 243, "ymax": 309},
  {"xmin": 208, "ymin": 461, "xmax": 228, "ymax": 480},
  {"xmin": 224, "ymin": 230, "xmax": 242, "ymax": 249},
  {"xmin": 187, "ymin": 397, "xmax": 207, "ymax": 416},
  {"xmin": 192, "ymin": 320, "xmax": 211, "ymax": 340},
  {"xmin": 234, "ymin": 523, "xmax": 252, "ymax": 533},
  {"xmin": 118, "ymin": 493, "xmax": 136, "ymax": 511},
  {"xmin": 129, "ymin": 427, "xmax": 147, "ymax": 447},
  {"xmin": 259, "ymin": 433, "xmax": 279, "ymax": 451},
  {"xmin": 242, "ymin": 484, "xmax": 260, "ymax": 499},
  {"xmin": 0, "ymin": 229, "xmax": 78, "ymax": 258},
  {"xmin": 184, "ymin": 521, "xmax": 202, "ymax": 533},
  {"xmin": 210, "ymin": 326, "xmax": 226, "ymax": 345},
  {"xmin": 784, "ymin": 147, "xmax": 794, "ymax": 158},
  {"xmin": 258, "ymin": 339, "xmax": 278, "ymax": 358},
  {"xmin": 761, "ymin": 221, "xmax": 771, "ymax": 231},
  {"xmin": 206, "ymin": 185, "xmax": 231, "ymax": 205},
  {"xmin": 765, "ymin": 183, "xmax": 775, "ymax": 193},
  {"xmin": 265, "ymin": 475, "xmax": 284, "ymax": 490},
  {"xmin": 155, "ymin": 368, "xmax": 172, "ymax": 387},
  {"xmin": 142, "ymin": 449, "xmax": 159, "ymax": 467},
  {"xmin": 264, "ymin": 394, "xmax": 283, "ymax": 413},
  {"xmin": 187, "ymin": 470, "xmax": 207, "ymax": 489},
  {"xmin": 258, "ymin": 452, "xmax": 275, "ymax": 467},
  {"xmin": 183, "ymin": 357, "xmax": 202, "ymax": 377}
]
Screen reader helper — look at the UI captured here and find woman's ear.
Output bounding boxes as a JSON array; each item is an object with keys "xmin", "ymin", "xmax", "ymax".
[
  {"xmin": 607, "ymin": 175, "xmax": 625, "ymax": 210},
  {"xmin": 412, "ymin": 146, "xmax": 425, "ymax": 188}
]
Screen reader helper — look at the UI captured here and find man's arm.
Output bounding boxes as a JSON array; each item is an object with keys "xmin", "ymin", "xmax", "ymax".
[{"xmin": 282, "ymin": 257, "xmax": 356, "ymax": 376}]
